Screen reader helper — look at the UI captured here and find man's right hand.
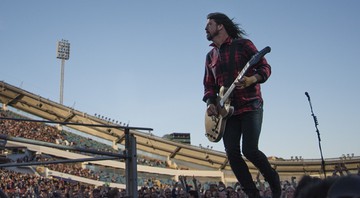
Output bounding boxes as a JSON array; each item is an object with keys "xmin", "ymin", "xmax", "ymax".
[{"xmin": 206, "ymin": 104, "xmax": 218, "ymax": 116}]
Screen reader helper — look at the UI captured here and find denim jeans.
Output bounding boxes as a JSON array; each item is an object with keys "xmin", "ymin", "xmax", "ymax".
[{"xmin": 222, "ymin": 108, "xmax": 280, "ymax": 195}]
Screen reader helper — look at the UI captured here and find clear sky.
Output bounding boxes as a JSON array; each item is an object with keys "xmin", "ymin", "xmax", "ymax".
[{"xmin": 1, "ymin": 1, "xmax": 359, "ymax": 159}]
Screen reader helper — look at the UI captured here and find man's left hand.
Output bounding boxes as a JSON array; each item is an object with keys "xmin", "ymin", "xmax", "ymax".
[{"xmin": 235, "ymin": 76, "xmax": 257, "ymax": 89}]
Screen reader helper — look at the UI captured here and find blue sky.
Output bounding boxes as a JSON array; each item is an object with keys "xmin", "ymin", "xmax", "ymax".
[{"xmin": 1, "ymin": 1, "xmax": 359, "ymax": 159}]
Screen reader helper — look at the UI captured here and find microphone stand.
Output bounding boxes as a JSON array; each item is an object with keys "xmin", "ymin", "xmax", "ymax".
[{"xmin": 305, "ymin": 92, "xmax": 326, "ymax": 178}]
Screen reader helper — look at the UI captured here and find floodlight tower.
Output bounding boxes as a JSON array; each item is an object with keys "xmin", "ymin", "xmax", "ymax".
[{"xmin": 56, "ymin": 39, "xmax": 70, "ymax": 105}]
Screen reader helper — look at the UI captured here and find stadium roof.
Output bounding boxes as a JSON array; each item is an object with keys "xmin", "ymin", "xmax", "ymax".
[{"xmin": 2, "ymin": 80, "xmax": 360, "ymax": 176}]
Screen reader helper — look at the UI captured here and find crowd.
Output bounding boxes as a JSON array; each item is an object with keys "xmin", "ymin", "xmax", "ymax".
[
  {"xmin": 1, "ymin": 109, "xmax": 360, "ymax": 197},
  {"xmin": 1, "ymin": 168, "xmax": 360, "ymax": 197}
]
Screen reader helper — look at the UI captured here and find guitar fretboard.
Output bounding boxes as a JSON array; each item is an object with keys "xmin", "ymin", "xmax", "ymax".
[{"xmin": 219, "ymin": 62, "xmax": 250, "ymax": 107}]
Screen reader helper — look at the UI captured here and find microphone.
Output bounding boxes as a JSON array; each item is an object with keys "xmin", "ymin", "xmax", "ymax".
[{"xmin": 305, "ymin": 92, "xmax": 310, "ymax": 100}]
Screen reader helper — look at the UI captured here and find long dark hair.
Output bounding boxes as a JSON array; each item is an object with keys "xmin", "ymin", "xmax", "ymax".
[{"xmin": 207, "ymin": 12, "xmax": 246, "ymax": 39}]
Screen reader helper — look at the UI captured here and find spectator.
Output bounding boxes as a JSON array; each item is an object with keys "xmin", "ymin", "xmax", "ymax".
[
  {"xmin": 327, "ymin": 175, "xmax": 360, "ymax": 198},
  {"xmin": 294, "ymin": 176, "xmax": 338, "ymax": 198},
  {"xmin": 107, "ymin": 187, "xmax": 120, "ymax": 198}
]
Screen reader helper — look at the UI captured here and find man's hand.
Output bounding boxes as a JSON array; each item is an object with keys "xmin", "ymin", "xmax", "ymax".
[
  {"xmin": 206, "ymin": 104, "xmax": 218, "ymax": 116},
  {"xmin": 235, "ymin": 75, "xmax": 257, "ymax": 89}
]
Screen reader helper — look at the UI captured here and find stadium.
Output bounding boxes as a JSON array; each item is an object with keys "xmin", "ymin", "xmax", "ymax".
[{"xmin": 0, "ymin": 81, "xmax": 359, "ymax": 197}]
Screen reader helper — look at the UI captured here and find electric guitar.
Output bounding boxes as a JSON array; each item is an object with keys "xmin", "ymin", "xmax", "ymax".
[{"xmin": 205, "ymin": 46, "xmax": 271, "ymax": 142}]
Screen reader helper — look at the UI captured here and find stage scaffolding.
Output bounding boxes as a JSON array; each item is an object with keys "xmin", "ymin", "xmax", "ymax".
[{"xmin": 0, "ymin": 117, "xmax": 153, "ymax": 198}]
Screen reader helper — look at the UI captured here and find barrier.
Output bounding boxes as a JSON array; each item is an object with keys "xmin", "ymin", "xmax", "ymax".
[{"xmin": 0, "ymin": 117, "xmax": 152, "ymax": 198}]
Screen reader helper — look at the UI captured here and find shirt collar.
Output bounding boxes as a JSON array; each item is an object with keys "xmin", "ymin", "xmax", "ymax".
[{"xmin": 209, "ymin": 36, "xmax": 233, "ymax": 48}]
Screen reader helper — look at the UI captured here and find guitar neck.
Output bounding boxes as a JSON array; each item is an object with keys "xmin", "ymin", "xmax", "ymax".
[{"xmin": 219, "ymin": 62, "xmax": 250, "ymax": 107}]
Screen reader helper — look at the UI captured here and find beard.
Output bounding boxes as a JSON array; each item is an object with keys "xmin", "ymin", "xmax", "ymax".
[{"xmin": 206, "ymin": 29, "xmax": 220, "ymax": 41}]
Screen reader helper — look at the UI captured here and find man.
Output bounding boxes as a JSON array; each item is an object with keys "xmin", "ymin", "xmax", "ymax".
[{"xmin": 203, "ymin": 12, "xmax": 281, "ymax": 198}]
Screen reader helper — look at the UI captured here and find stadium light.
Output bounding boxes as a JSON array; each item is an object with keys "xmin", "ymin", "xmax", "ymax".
[{"xmin": 56, "ymin": 39, "xmax": 70, "ymax": 105}]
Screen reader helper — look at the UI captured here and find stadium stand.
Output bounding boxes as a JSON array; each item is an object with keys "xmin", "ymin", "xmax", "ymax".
[{"xmin": 1, "ymin": 80, "xmax": 360, "ymax": 197}]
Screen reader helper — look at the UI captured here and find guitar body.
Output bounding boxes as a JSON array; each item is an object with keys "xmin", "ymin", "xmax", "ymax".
[{"xmin": 205, "ymin": 87, "xmax": 234, "ymax": 142}]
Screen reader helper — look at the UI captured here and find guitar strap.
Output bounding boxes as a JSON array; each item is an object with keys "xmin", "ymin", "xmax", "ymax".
[{"xmin": 225, "ymin": 39, "xmax": 238, "ymax": 87}]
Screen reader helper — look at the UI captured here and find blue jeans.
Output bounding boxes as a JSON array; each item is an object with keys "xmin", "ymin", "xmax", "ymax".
[{"xmin": 223, "ymin": 108, "xmax": 280, "ymax": 194}]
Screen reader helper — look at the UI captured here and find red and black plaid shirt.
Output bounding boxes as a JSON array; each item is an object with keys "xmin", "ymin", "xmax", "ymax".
[{"xmin": 203, "ymin": 37, "xmax": 271, "ymax": 115}]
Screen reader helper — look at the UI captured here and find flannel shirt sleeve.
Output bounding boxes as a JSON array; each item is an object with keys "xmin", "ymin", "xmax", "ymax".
[
  {"xmin": 202, "ymin": 51, "xmax": 219, "ymax": 103},
  {"xmin": 243, "ymin": 39, "xmax": 271, "ymax": 83}
]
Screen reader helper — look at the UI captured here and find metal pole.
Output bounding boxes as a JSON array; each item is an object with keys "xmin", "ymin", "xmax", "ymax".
[
  {"xmin": 305, "ymin": 92, "xmax": 326, "ymax": 178},
  {"xmin": 0, "ymin": 117, "xmax": 152, "ymax": 131},
  {"xmin": 57, "ymin": 39, "xmax": 70, "ymax": 105},
  {"xmin": 0, "ymin": 134, "xmax": 125, "ymax": 158},
  {"xmin": 125, "ymin": 128, "xmax": 138, "ymax": 197},
  {"xmin": 0, "ymin": 156, "xmax": 118, "ymax": 168},
  {"xmin": 60, "ymin": 59, "xmax": 65, "ymax": 104}
]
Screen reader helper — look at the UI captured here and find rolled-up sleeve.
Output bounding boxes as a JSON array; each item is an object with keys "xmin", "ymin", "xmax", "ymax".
[{"xmin": 243, "ymin": 40, "xmax": 271, "ymax": 84}]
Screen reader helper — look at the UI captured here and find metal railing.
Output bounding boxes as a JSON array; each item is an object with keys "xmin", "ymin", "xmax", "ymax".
[{"xmin": 0, "ymin": 117, "xmax": 152, "ymax": 198}]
